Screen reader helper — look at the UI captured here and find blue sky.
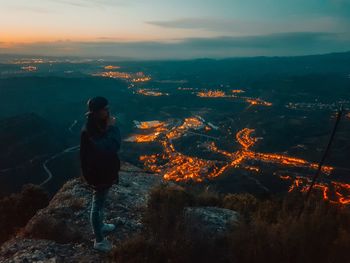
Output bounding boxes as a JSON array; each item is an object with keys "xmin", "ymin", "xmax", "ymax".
[{"xmin": 0, "ymin": 0, "xmax": 349, "ymax": 59}]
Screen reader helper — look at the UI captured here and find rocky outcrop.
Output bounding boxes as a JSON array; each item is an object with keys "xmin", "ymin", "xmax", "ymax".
[
  {"xmin": 0, "ymin": 113, "xmax": 66, "ymax": 195},
  {"xmin": 0, "ymin": 163, "xmax": 163, "ymax": 263},
  {"xmin": 0, "ymin": 162, "xmax": 241, "ymax": 262}
]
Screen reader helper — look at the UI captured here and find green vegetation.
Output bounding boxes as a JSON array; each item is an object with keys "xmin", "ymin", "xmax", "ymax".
[
  {"xmin": 112, "ymin": 184, "xmax": 350, "ymax": 263},
  {"xmin": 0, "ymin": 184, "xmax": 49, "ymax": 244}
]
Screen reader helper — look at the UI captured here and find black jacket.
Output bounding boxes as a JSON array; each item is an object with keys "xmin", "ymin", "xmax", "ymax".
[{"xmin": 80, "ymin": 122, "xmax": 121, "ymax": 191}]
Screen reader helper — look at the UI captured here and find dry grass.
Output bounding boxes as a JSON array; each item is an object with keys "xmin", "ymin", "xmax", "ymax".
[
  {"xmin": 23, "ymin": 213, "xmax": 82, "ymax": 244},
  {"xmin": 0, "ymin": 184, "xmax": 49, "ymax": 244},
  {"xmin": 112, "ymin": 184, "xmax": 350, "ymax": 263},
  {"xmin": 53, "ymin": 191, "xmax": 86, "ymax": 211},
  {"xmin": 230, "ymin": 194, "xmax": 350, "ymax": 263},
  {"xmin": 69, "ymin": 197, "xmax": 86, "ymax": 211},
  {"xmin": 223, "ymin": 193, "xmax": 259, "ymax": 219},
  {"xmin": 113, "ymin": 184, "xmax": 231, "ymax": 263}
]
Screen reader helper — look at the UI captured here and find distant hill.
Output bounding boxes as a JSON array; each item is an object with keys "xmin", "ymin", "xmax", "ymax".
[{"xmin": 0, "ymin": 113, "xmax": 65, "ymax": 195}]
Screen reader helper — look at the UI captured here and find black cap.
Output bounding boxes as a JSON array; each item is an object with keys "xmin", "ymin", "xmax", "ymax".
[{"xmin": 86, "ymin": 96, "xmax": 108, "ymax": 115}]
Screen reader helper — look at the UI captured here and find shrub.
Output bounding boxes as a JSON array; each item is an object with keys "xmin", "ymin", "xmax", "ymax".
[
  {"xmin": 57, "ymin": 192, "xmax": 86, "ymax": 211},
  {"xmin": 0, "ymin": 184, "xmax": 49, "ymax": 244},
  {"xmin": 112, "ymin": 235, "xmax": 167, "ymax": 263},
  {"xmin": 113, "ymin": 184, "xmax": 230, "ymax": 263},
  {"xmin": 23, "ymin": 215, "xmax": 82, "ymax": 244},
  {"xmin": 229, "ymin": 195, "xmax": 350, "ymax": 263},
  {"xmin": 112, "ymin": 184, "xmax": 350, "ymax": 263},
  {"xmin": 194, "ymin": 188, "xmax": 222, "ymax": 207},
  {"xmin": 143, "ymin": 183, "xmax": 193, "ymax": 240},
  {"xmin": 223, "ymin": 193, "xmax": 258, "ymax": 219}
]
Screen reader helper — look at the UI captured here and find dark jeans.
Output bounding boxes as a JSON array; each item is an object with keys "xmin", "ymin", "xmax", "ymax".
[{"xmin": 90, "ymin": 187, "xmax": 110, "ymax": 242}]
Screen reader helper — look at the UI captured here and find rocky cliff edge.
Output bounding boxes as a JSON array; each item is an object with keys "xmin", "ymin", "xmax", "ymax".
[{"xmin": 0, "ymin": 163, "xmax": 163, "ymax": 263}]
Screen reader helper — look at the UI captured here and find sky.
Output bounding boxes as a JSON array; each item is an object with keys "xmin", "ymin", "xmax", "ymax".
[{"xmin": 0, "ymin": 0, "xmax": 350, "ymax": 59}]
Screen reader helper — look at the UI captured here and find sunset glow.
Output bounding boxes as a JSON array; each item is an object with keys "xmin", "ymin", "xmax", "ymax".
[{"xmin": 1, "ymin": 0, "xmax": 349, "ymax": 58}]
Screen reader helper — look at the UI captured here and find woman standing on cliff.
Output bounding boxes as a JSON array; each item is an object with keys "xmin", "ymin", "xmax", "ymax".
[{"xmin": 79, "ymin": 96, "xmax": 121, "ymax": 252}]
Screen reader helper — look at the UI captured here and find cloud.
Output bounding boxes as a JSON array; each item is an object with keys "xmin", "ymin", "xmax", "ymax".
[
  {"xmin": 181, "ymin": 32, "xmax": 336, "ymax": 48},
  {"xmin": 1, "ymin": 32, "xmax": 349, "ymax": 59},
  {"xmin": 147, "ymin": 18, "xmax": 228, "ymax": 29},
  {"xmin": 146, "ymin": 17, "xmax": 348, "ymax": 35},
  {"xmin": 52, "ymin": 0, "xmax": 131, "ymax": 7},
  {"xmin": 147, "ymin": 18, "xmax": 269, "ymax": 32}
]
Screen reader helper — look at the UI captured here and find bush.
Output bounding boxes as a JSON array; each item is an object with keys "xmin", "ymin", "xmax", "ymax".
[
  {"xmin": 223, "ymin": 193, "xmax": 258, "ymax": 219},
  {"xmin": 194, "ymin": 188, "xmax": 222, "ymax": 207},
  {"xmin": 57, "ymin": 191, "xmax": 86, "ymax": 211},
  {"xmin": 112, "ymin": 184, "xmax": 350, "ymax": 263},
  {"xmin": 24, "ymin": 215, "xmax": 82, "ymax": 244},
  {"xmin": 143, "ymin": 183, "xmax": 193, "ymax": 240},
  {"xmin": 0, "ymin": 184, "xmax": 49, "ymax": 244},
  {"xmin": 113, "ymin": 184, "xmax": 230, "ymax": 263},
  {"xmin": 112, "ymin": 236, "xmax": 167, "ymax": 263},
  {"xmin": 229, "ymin": 195, "xmax": 350, "ymax": 263}
]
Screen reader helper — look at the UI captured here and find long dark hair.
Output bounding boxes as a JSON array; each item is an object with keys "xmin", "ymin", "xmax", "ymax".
[{"xmin": 86, "ymin": 112, "xmax": 108, "ymax": 138}]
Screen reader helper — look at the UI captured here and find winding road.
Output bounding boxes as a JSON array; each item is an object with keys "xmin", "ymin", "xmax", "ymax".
[{"xmin": 39, "ymin": 145, "xmax": 80, "ymax": 186}]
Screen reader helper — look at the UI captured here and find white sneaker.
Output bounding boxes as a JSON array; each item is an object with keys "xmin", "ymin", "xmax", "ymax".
[
  {"xmin": 93, "ymin": 238, "xmax": 112, "ymax": 252},
  {"xmin": 102, "ymin": 223, "xmax": 116, "ymax": 233}
]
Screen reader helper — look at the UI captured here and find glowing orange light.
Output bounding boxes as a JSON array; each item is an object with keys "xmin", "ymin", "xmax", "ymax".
[
  {"xmin": 92, "ymin": 71, "xmax": 151, "ymax": 82},
  {"xmin": 136, "ymin": 89, "xmax": 168, "ymax": 96},
  {"xmin": 131, "ymin": 116, "xmax": 350, "ymax": 204},
  {"xmin": 132, "ymin": 77, "xmax": 151, "ymax": 82},
  {"xmin": 232, "ymin": 89, "xmax": 245, "ymax": 93},
  {"xmin": 279, "ymin": 175, "xmax": 350, "ymax": 204},
  {"xmin": 246, "ymin": 98, "xmax": 272, "ymax": 107},
  {"xmin": 104, "ymin": 65, "xmax": 120, "ymax": 70},
  {"xmin": 138, "ymin": 121, "xmax": 167, "ymax": 130},
  {"xmin": 197, "ymin": 90, "xmax": 226, "ymax": 98},
  {"xmin": 21, "ymin": 66, "xmax": 37, "ymax": 72},
  {"xmin": 92, "ymin": 71, "xmax": 131, "ymax": 79}
]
